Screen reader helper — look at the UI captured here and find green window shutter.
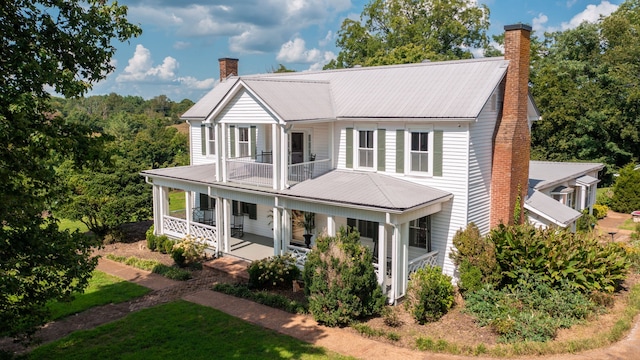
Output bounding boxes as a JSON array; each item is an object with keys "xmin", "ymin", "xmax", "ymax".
[
  {"xmin": 346, "ymin": 128, "xmax": 353, "ymax": 168},
  {"xmin": 377, "ymin": 129, "xmax": 385, "ymax": 171},
  {"xmin": 250, "ymin": 126, "xmax": 257, "ymax": 159},
  {"xmin": 201, "ymin": 124, "xmax": 207, "ymax": 155},
  {"xmin": 396, "ymin": 129, "xmax": 404, "ymax": 173},
  {"xmin": 229, "ymin": 125, "xmax": 236, "ymax": 158},
  {"xmin": 433, "ymin": 130, "xmax": 443, "ymax": 176}
]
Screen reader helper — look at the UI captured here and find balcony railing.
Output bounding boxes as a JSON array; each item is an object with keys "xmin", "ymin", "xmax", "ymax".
[{"xmin": 226, "ymin": 156, "xmax": 332, "ymax": 188}]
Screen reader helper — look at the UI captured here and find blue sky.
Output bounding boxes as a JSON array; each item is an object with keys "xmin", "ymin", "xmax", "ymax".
[{"xmin": 89, "ymin": 0, "xmax": 622, "ymax": 101}]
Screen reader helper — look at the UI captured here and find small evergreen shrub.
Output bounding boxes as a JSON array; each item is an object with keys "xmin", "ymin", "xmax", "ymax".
[
  {"xmin": 576, "ymin": 210, "xmax": 597, "ymax": 232},
  {"xmin": 382, "ymin": 306, "xmax": 403, "ymax": 327},
  {"xmin": 404, "ymin": 266, "xmax": 455, "ymax": 324},
  {"xmin": 592, "ymin": 204, "xmax": 609, "ymax": 219},
  {"xmin": 146, "ymin": 225, "xmax": 157, "ymax": 251},
  {"xmin": 596, "ymin": 187, "xmax": 614, "ymax": 207},
  {"xmin": 457, "ymin": 260, "xmax": 483, "ymax": 294},
  {"xmin": 611, "ymin": 163, "xmax": 640, "ymax": 213},
  {"xmin": 171, "ymin": 247, "xmax": 186, "ymax": 267},
  {"xmin": 303, "ymin": 227, "xmax": 386, "ymax": 327},
  {"xmin": 163, "ymin": 237, "xmax": 174, "ymax": 254},
  {"xmin": 450, "ymin": 223, "xmax": 501, "ymax": 289},
  {"xmin": 247, "ymin": 254, "xmax": 300, "ymax": 290}
]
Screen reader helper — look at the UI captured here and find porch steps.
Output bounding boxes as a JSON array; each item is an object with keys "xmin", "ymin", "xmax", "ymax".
[{"xmin": 203, "ymin": 256, "xmax": 250, "ymax": 280}]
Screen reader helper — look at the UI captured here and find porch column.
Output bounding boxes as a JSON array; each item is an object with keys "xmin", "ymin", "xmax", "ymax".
[
  {"xmin": 215, "ymin": 196, "xmax": 222, "ymax": 255},
  {"xmin": 282, "ymin": 208, "xmax": 292, "ymax": 250},
  {"xmin": 222, "ymin": 198, "xmax": 231, "ymax": 253},
  {"xmin": 377, "ymin": 223, "xmax": 386, "ymax": 286},
  {"xmin": 152, "ymin": 185, "xmax": 162, "ymax": 235},
  {"xmin": 215, "ymin": 123, "xmax": 222, "ymax": 182},
  {"xmin": 391, "ymin": 224, "xmax": 400, "ymax": 304},
  {"xmin": 220, "ymin": 123, "xmax": 228, "ymax": 183},
  {"xmin": 400, "ymin": 222, "xmax": 409, "ymax": 297},
  {"xmin": 326, "ymin": 215, "xmax": 336, "ymax": 237},
  {"xmin": 159, "ymin": 186, "xmax": 169, "ymax": 235},
  {"xmin": 273, "ymin": 207, "xmax": 282, "ymax": 255},
  {"xmin": 185, "ymin": 191, "xmax": 192, "ymax": 235},
  {"xmin": 280, "ymin": 126, "xmax": 289, "ymax": 189},
  {"xmin": 272, "ymin": 124, "xmax": 280, "ymax": 189}
]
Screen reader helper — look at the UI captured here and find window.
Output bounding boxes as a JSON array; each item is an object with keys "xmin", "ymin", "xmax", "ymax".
[
  {"xmin": 232, "ymin": 200, "xmax": 257, "ymax": 220},
  {"xmin": 238, "ymin": 127, "xmax": 249, "ymax": 157},
  {"xmin": 409, "ymin": 216, "xmax": 431, "ymax": 251},
  {"xmin": 207, "ymin": 127, "xmax": 215, "ymax": 155},
  {"xmin": 410, "ymin": 132, "xmax": 429, "ymax": 172},
  {"xmin": 358, "ymin": 130, "xmax": 374, "ymax": 168}
]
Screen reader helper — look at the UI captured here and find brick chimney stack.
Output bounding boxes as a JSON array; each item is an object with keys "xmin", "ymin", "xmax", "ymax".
[
  {"xmin": 218, "ymin": 57, "xmax": 239, "ymax": 80},
  {"xmin": 490, "ymin": 24, "xmax": 532, "ymax": 227}
]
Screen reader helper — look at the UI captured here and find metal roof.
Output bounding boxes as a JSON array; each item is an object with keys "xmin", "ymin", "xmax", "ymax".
[
  {"xmin": 529, "ymin": 161, "xmax": 604, "ymax": 190},
  {"xmin": 242, "ymin": 78, "xmax": 334, "ymax": 121},
  {"xmin": 141, "ymin": 166, "xmax": 452, "ymax": 213},
  {"xmin": 576, "ymin": 175, "xmax": 599, "ymax": 186},
  {"xmin": 282, "ymin": 170, "xmax": 452, "ymax": 211},
  {"xmin": 182, "ymin": 57, "xmax": 511, "ymax": 121},
  {"xmin": 525, "ymin": 190, "xmax": 582, "ymax": 227}
]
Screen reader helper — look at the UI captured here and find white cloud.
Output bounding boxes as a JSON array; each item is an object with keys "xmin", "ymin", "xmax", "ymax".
[
  {"xmin": 561, "ymin": 1, "xmax": 618, "ymax": 30},
  {"xmin": 173, "ymin": 41, "xmax": 191, "ymax": 50},
  {"xmin": 116, "ymin": 44, "xmax": 214, "ymax": 91},
  {"xmin": 276, "ymin": 37, "xmax": 335, "ymax": 67},
  {"xmin": 532, "ymin": 13, "xmax": 559, "ymax": 33}
]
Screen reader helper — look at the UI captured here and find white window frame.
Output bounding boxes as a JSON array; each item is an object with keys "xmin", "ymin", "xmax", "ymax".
[
  {"xmin": 207, "ymin": 126, "xmax": 216, "ymax": 156},
  {"xmin": 405, "ymin": 126, "xmax": 434, "ymax": 176},
  {"xmin": 237, "ymin": 127, "xmax": 250, "ymax": 158},
  {"xmin": 356, "ymin": 128, "xmax": 376, "ymax": 170}
]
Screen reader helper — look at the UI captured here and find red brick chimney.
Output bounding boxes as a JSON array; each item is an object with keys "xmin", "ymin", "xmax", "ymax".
[
  {"xmin": 218, "ymin": 57, "xmax": 239, "ymax": 80},
  {"xmin": 490, "ymin": 24, "xmax": 532, "ymax": 227}
]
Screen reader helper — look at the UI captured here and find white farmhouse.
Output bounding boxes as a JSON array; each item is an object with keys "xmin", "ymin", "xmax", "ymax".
[{"xmin": 142, "ymin": 24, "xmax": 601, "ymax": 303}]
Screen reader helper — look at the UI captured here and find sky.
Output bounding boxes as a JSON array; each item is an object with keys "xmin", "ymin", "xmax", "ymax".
[{"xmin": 88, "ymin": 0, "xmax": 623, "ymax": 102}]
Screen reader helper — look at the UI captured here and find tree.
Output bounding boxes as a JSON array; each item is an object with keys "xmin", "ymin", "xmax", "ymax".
[
  {"xmin": 324, "ymin": 0, "xmax": 489, "ymax": 69},
  {"xmin": 0, "ymin": 1, "xmax": 140, "ymax": 338},
  {"xmin": 611, "ymin": 163, "xmax": 640, "ymax": 213}
]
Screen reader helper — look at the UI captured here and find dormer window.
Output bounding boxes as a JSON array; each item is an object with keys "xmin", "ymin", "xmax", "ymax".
[{"xmin": 551, "ymin": 186, "xmax": 575, "ymax": 208}]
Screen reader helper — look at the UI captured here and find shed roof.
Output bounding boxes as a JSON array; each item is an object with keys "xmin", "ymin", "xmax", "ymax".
[
  {"xmin": 182, "ymin": 57, "xmax": 512, "ymax": 121},
  {"xmin": 525, "ymin": 190, "xmax": 582, "ymax": 227},
  {"xmin": 529, "ymin": 161, "xmax": 604, "ymax": 190}
]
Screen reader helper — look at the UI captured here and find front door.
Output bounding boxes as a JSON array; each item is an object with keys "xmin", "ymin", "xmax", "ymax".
[{"xmin": 291, "ymin": 132, "xmax": 304, "ymax": 164}]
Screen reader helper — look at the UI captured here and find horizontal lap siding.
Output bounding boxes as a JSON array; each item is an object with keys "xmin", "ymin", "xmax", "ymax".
[
  {"xmin": 191, "ymin": 121, "xmax": 213, "ymax": 165},
  {"xmin": 467, "ymin": 93, "xmax": 500, "ymax": 235},
  {"xmin": 217, "ymin": 90, "xmax": 277, "ymax": 124}
]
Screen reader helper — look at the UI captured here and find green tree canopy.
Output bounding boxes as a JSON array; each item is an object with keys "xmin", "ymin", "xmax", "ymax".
[
  {"xmin": 0, "ymin": 0, "xmax": 140, "ymax": 338},
  {"xmin": 611, "ymin": 163, "xmax": 640, "ymax": 213},
  {"xmin": 325, "ymin": 0, "xmax": 490, "ymax": 69},
  {"xmin": 529, "ymin": 0, "xmax": 640, "ymax": 172}
]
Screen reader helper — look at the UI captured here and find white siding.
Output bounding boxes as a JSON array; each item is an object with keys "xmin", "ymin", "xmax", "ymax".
[
  {"xmin": 243, "ymin": 204, "xmax": 274, "ymax": 238},
  {"xmin": 467, "ymin": 88, "xmax": 500, "ymax": 235},
  {"xmin": 190, "ymin": 121, "xmax": 215, "ymax": 165},
  {"xmin": 216, "ymin": 90, "xmax": 277, "ymax": 124}
]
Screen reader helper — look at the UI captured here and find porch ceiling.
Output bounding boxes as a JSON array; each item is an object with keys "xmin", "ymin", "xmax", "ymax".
[{"xmin": 141, "ymin": 166, "xmax": 452, "ymax": 213}]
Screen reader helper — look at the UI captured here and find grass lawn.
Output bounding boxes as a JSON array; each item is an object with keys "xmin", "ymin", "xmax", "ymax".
[
  {"xmin": 169, "ymin": 190, "xmax": 185, "ymax": 213},
  {"xmin": 56, "ymin": 218, "xmax": 88, "ymax": 233},
  {"xmin": 620, "ymin": 218, "xmax": 639, "ymax": 231},
  {"xmin": 47, "ymin": 271, "xmax": 150, "ymax": 320},
  {"xmin": 30, "ymin": 301, "xmax": 353, "ymax": 360}
]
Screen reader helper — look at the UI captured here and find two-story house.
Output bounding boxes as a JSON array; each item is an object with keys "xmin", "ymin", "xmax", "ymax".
[{"xmin": 142, "ymin": 24, "xmax": 596, "ymax": 303}]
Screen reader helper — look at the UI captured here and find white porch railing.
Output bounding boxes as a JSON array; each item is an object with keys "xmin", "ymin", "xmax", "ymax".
[
  {"xmin": 286, "ymin": 244, "xmax": 311, "ymax": 270},
  {"xmin": 408, "ymin": 251, "xmax": 439, "ymax": 277},
  {"xmin": 288, "ymin": 158, "xmax": 331, "ymax": 184},
  {"xmin": 162, "ymin": 215, "xmax": 218, "ymax": 251},
  {"xmin": 226, "ymin": 157, "xmax": 273, "ymax": 187}
]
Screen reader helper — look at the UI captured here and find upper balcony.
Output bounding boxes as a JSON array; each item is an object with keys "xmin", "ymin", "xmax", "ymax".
[{"xmin": 226, "ymin": 153, "xmax": 332, "ymax": 188}]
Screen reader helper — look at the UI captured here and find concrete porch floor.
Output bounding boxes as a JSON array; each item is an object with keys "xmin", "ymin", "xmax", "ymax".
[{"xmin": 227, "ymin": 233, "xmax": 275, "ymax": 261}]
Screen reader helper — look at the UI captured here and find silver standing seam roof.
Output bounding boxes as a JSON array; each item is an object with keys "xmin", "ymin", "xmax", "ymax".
[
  {"xmin": 529, "ymin": 161, "xmax": 604, "ymax": 190},
  {"xmin": 182, "ymin": 57, "xmax": 512, "ymax": 121},
  {"xmin": 525, "ymin": 190, "xmax": 582, "ymax": 227},
  {"xmin": 141, "ymin": 167, "xmax": 452, "ymax": 213}
]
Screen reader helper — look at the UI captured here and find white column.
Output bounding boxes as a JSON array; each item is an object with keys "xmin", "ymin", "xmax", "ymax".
[
  {"xmin": 273, "ymin": 207, "xmax": 282, "ymax": 255},
  {"xmin": 185, "ymin": 191, "xmax": 192, "ymax": 235},
  {"xmin": 215, "ymin": 123, "xmax": 222, "ymax": 182},
  {"xmin": 282, "ymin": 208, "xmax": 291, "ymax": 249},
  {"xmin": 214, "ymin": 196, "xmax": 222, "ymax": 255},
  {"xmin": 377, "ymin": 223, "xmax": 386, "ymax": 286},
  {"xmin": 222, "ymin": 198, "xmax": 231, "ymax": 253},
  {"xmin": 400, "ymin": 222, "xmax": 410, "ymax": 297},
  {"xmin": 326, "ymin": 215, "xmax": 336, "ymax": 236},
  {"xmin": 272, "ymin": 124, "xmax": 279, "ymax": 189},
  {"xmin": 152, "ymin": 185, "xmax": 161, "ymax": 235},
  {"xmin": 159, "ymin": 186, "xmax": 169, "ymax": 234},
  {"xmin": 281, "ymin": 127, "xmax": 289, "ymax": 189},
  {"xmin": 391, "ymin": 224, "xmax": 400, "ymax": 304},
  {"xmin": 220, "ymin": 123, "xmax": 227, "ymax": 182}
]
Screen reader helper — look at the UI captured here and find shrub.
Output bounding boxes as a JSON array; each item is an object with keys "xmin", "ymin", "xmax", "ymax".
[
  {"xmin": 146, "ymin": 225, "xmax": 157, "ymax": 251},
  {"xmin": 163, "ymin": 237, "xmax": 174, "ymax": 254},
  {"xmin": 381, "ymin": 306, "xmax": 403, "ymax": 327},
  {"xmin": 171, "ymin": 235, "xmax": 206, "ymax": 267},
  {"xmin": 457, "ymin": 260, "xmax": 483, "ymax": 294},
  {"xmin": 592, "ymin": 204, "xmax": 609, "ymax": 219},
  {"xmin": 489, "ymin": 223, "xmax": 628, "ymax": 293},
  {"xmin": 611, "ymin": 163, "xmax": 640, "ymax": 213},
  {"xmin": 576, "ymin": 210, "xmax": 597, "ymax": 233},
  {"xmin": 404, "ymin": 266, "xmax": 455, "ymax": 324},
  {"xmin": 303, "ymin": 227, "xmax": 386, "ymax": 327},
  {"xmin": 450, "ymin": 223, "xmax": 501, "ymax": 288},
  {"xmin": 596, "ymin": 188, "xmax": 614, "ymax": 207},
  {"xmin": 247, "ymin": 254, "xmax": 300, "ymax": 290},
  {"xmin": 212, "ymin": 283, "xmax": 308, "ymax": 314}
]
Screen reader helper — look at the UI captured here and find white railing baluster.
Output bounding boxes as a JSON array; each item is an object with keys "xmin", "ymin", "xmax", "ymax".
[{"xmin": 407, "ymin": 251, "xmax": 439, "ymax": 278}]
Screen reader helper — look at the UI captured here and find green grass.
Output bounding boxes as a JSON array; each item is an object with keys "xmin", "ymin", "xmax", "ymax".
[
  {"xmin": 47, "ymin": 271, "xmax": 150, "ymax": 320},
  {"xmin": 620, "ymin": 218, "xmax": 639, "ymax": 231},
  {"xmin": 106, "ymin": 254, "xmax": 192, "ymax": 281},
  {"xmin": 56, "ymin": 218, "xmax": 88, "ymax": 233},
  {"xmin": 169, "ymin": 190, "xmax": 185, "ymax": 213},
  {"xmin": 29, "ymin": 300, "xmax": 354, "ymax": 360}
]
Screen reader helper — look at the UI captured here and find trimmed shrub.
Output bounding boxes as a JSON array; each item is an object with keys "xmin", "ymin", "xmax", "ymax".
[
  {"xmin": 404, "ymin": 266, "xmax": 455, "ymax": 324},
  {"xmin": 592, "ymin": 204, "xmax": 609, "ymax": 219},
  {"xmin": 450, "ymin": 223, "xmax": 501, "ymax": 289},
  {"xmin": 611, "ymin": 163, "xmax": 640, "ymax": 213},
  {"xmin": 576, "ymin": 210, "xmax": 597, "ymax": 233},
  {"xmin": 146, "ymin": 225, "xmax": 157, "ymax": 251},
  {"xmin": 457, "ymin": 260, "xmax": 483, "ymax": 294},
  {"xmin": 247, "ymin": 254, "xmax": 300, "ymax": 290},
  {"xmin": 171, "ymin": 247, "xmax": 186, "ymax": 267},
  {"xmin": 163, "ymin": 237, "xmax": 174, "ymax": 254},
  {"xmin": 303, "ymin": 227, "xmax": 386, "ymax": 327}
]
